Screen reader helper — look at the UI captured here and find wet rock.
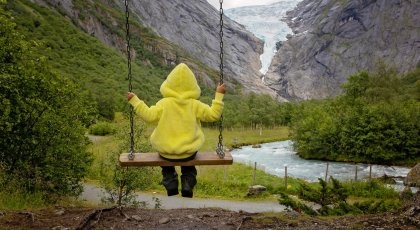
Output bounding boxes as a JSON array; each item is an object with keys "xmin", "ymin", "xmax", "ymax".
[{"xmin": 405, "ymin": 163, "xmax": 420, "ymax": 187}]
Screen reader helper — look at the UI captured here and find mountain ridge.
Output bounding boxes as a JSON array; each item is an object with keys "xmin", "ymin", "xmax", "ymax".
[{"xmin": 264, "ymin": 0, "xmax": 420, "ymax": 100}]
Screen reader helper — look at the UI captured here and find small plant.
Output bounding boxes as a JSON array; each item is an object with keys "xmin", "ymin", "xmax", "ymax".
[
  {"xmin": 278, "ymin": 192, "xmax": 317, "ymax": 216},
  {"xmin": 278, "ymin": 177, "xmax": 400, "ymax": 216},
  {"xmin": 97, "ymin": 122, "xmax": 158, "ymax": 207},
  {"xmin": 152, "ymin": 197, "xmax": 162, "ymax": 209}
]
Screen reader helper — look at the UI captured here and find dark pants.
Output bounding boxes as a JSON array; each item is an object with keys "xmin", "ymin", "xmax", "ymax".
[{"xmin": 160, "ymin": 153, "xmax": 197, "ymax": 197}]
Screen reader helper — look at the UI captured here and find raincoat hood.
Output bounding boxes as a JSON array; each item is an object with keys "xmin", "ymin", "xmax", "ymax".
[{"xmin": 160, "ymin": 63, "xmax": 201, "ymax": 99}]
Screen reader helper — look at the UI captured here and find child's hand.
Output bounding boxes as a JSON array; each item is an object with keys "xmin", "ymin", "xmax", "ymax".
[
  {"xmin": 216, "ymin": 83, "xmax": 226, "ymax": 94},
  {"xmin": 127, "ymin": 92, "xmax": 136, "ymax": 101}
]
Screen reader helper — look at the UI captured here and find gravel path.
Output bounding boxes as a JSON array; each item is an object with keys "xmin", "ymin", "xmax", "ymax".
[{"xmin": 81, "ymin": 184, "xmax": 286, "ymax": 213}]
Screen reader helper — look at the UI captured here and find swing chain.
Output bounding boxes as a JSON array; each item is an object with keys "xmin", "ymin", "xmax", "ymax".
[
  {"xmin": 216, "ymin": 0, "xmax": 225, "ymax": 159},
  {"xmin": 125, "ymin": 0, "xmax": 135, "ymax": 160}
]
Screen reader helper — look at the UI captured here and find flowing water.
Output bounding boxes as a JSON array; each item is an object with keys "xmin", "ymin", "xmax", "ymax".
[{"xmin": 231, "ymin": 141, "xmax": 415, "ymax": 191}]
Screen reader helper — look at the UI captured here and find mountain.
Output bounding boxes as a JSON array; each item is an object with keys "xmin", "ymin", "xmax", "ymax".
[
  {"xmin": 225, "ymin": 1, "xmax": 299, "ymax": 75},
  {"xmin": 32, "ymin": 0, "xmax": 274, "ymax": 96},
  {"xmin": 127, "ymin": 0, "xmax": 276, "ymax": 96},
  {"xmin": 264, "ymin": 0, "xmax": 420, "ymax": 100}
]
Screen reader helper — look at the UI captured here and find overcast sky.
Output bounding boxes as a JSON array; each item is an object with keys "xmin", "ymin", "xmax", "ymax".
[{"xmin": 206, "ymin": 0, "xmax": 279, "ymax": 9}]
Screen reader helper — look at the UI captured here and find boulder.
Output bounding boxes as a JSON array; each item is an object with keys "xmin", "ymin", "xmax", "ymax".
[
  {"xmin": 405, "ymin": 163, "xmax": 420, "ymax": 187},
  {"xmin": 247, "ymin": 185, "xmax": 266, "ymax": 196}
]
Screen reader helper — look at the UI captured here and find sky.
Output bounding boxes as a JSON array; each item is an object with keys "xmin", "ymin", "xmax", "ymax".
[{"xmin": 206, "ymin": 0, "xmax": 279, "ymax": 9}]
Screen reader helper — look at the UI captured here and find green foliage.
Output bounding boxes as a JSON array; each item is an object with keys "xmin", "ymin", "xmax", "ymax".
[
  {"xmin": 89, "ymin": 121, "xmax": 116, "ymax": 136},
  {"xmin": 0, "ymin": 7, "xmax": 95, "ymax": 200},
  {"xmin": 279, "ymin": 177, "xmax": 400, "ymax": 216},
  {"xmin": 96, "ymin": 122, "xmax": 159, "ymax": 207},
  {"xmin": 290, "ymin": 66, "xmax": 420, "ymax": 165},
  {"xmin": 297, "ymin": 177, "xmax": 348, "ymax": 208},
  {"xmin": 353, "ymin": 199, "xmax": 401, "ymax": 214},
  {"xmin": 278, "ymin": 192, "xmax": 317, "ymax": 216},
  {"xmin": 344, "ymin": 180, "xmax": 399, "ymax": 199},
  {"xmin": 0, "ymin": 190, "xmax": 46, "ymax": 210},
  {"xmin": 222, "ymin": 92, "xmax": 293, "ymax": 129},
  {"xmin": 7, "ymin": 0, "xmax": 169, "ymax": 120}
]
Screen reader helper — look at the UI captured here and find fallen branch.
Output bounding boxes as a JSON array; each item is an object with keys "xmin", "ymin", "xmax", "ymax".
[{"xmin": 76, "ymin": 206, "xmax": 117, "ymax": 230}]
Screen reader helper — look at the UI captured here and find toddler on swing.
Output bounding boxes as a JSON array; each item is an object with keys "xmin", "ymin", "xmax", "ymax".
[{"xmin": 127, "ymin": 63, "xmax": 225, "ymax": 197}]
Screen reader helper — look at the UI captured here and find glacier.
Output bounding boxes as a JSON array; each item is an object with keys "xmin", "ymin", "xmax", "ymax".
[{"xmin": 225, "ymin": 0, "xmax": 300, "ymax": 75}]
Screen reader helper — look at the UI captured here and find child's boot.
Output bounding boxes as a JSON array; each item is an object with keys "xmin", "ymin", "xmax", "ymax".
[
  {"xmin": 181, "ymin": 166, "xmax": 197, "ymax": 198},
  {"xmin": 161, "ymin": 166, "xmax": 179, "ymax": 196}
]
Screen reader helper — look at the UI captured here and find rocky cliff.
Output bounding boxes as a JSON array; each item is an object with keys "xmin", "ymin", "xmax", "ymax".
[
  {"xmin": 264, "ymin": 0, "xmax": 420, "ymax": 100},
  {"xmin": 127, "ymin": 0, "xmax": 275, "ymax": 95},
  {"xmin": 33, "ymin": 0, "xmax": 274, "ymax": 96}
]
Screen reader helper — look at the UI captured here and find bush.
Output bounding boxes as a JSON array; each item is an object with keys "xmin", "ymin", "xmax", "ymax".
[
  {"xmin": 0, "ymin": 9, "xmax": 94, "ymax": 201},
  {"xmin": 89, "ymin": 122, "xmax": 116, "ymax": 136},
  {"xmin": 278, "ymin": 177, "xmax": 401, "ymax": 216}
]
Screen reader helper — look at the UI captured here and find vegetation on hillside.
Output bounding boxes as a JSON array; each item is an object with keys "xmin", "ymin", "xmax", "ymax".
[
  {"xmin": 0, "ymin": 4, "xmax": 94, "ymax": 201},
  {"xmin": 290, "ymin": 66, "xmax": 420, "ymax": 165}
]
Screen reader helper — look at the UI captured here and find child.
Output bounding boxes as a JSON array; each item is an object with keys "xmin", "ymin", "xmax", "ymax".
[{"xmin": 127, "ymin": 63, "xmax": 225, "ymax": 198}]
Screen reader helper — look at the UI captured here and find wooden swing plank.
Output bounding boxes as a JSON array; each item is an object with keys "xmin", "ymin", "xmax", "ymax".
[{"xmin": 119, "ymin": 151, "xmax": 233, "ymax": 167}]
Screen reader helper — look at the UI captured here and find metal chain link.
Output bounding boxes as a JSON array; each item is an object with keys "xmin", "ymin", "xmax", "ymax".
[
  {"xmin": 125, "ymin": 0, "xmax": 135, "ymax": 160},
  {"xmin": 216, "ymin": 0, "xmax": 225, "ymax": 159},
  {"xmin": 124, "ymin": 0, "xmax": 224, "ymax": 159}
]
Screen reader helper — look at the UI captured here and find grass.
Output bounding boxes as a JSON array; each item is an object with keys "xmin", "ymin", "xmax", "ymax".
[
  {"xmin": 86, "ymin": 125, "xmax": 291, "ymax": 200},
  {"xmin": 201, "ymin": 126, "xmax": 290, "ymax": 150},
  {"xmin": 0, "ymin": 191, "xmax": 46, "ymax": 210},
  {"xmin": 1, "ymin": 124, "xmax": 404, "ymax": 211},
  {"xmin": 86, "ymin": 123, "xmax": 403, "ymax": 203}
]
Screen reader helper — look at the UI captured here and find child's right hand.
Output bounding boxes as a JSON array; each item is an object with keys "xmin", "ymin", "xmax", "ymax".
[
  {"xmin": 216, "ymin": 83, "xmax": 226, "ymax": 94},
  {"xmin": 127, "ymin": 92, "xmax": 136, "ymax": 101}
]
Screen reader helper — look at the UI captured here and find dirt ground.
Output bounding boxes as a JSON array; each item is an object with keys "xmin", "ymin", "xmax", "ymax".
[{"xmin": 0, "ymin": 193, "xmax": 419, "ymax": 230}]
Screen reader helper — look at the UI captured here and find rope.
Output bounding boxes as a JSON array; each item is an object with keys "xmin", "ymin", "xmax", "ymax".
[
  {"xmin": 216, "ymin": 0, "xmax": 225, "ymax": 159},
  {"xmin": 125, "ymin": 0, "xmax": 135, "ymax": 160}
]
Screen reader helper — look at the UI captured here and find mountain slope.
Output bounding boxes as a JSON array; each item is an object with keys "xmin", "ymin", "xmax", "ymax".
[
  {"xmin": 127, "ymin": 0, "xmax": 275, "ymax": 96},
  {"xmin": 264, "ymin": 0, "xmax": 420, "ymax": 100},
  {"xmin": 33, "ymin": 0, "xmax": 275, "ymax": 96}
]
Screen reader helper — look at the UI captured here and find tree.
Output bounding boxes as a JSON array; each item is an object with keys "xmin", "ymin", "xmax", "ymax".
[
  {"xmin": 0, "ymin": 8, "xmax": 95, "ymax": 200},
  {"xmin": 290, "ymin": 67, "xmax": 419, "ymax": 165}
]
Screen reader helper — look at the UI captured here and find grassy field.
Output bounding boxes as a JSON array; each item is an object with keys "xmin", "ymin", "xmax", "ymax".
[
  {"xmin": 1, "ymin": 126, "xmax": 403, "ymax": 212},
  {"xmin": 87, "ymin": 126, "xmax": 292, "ymax": 200},
  {"xmin": 200, "ymin": 126, "xmax": 290, "ymax": 150}
]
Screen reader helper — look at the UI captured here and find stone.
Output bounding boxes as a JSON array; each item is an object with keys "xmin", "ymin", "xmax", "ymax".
[
  {"xmin": 158, "ymin": 217, "xmax": 171, "ymax": 224},
  {"xmin": 405, "ymin": 163, "xmax": 420, "ymax": 187},
  {"xmin": 247, "ymin": 185, "xmax": 267, "ymax": 196}
]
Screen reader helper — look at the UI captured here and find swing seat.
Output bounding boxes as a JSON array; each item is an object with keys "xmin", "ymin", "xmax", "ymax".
[{"xmin": 119, "ymin": 151, "xmax": 233, "ymax": 167}]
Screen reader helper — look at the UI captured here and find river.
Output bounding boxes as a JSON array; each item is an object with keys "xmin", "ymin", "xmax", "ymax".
[{"xmin": 231, "ymin": 141, "xmax": 415, "ymax": 191}]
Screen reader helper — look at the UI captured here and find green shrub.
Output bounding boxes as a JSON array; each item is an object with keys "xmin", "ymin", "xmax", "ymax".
[
  {"xmin": 89, "ymin": 122, "xmax": 116, "ymax": 136},
  {"xmin": 353, "ymin": 199, "xmax": 401, "ymax": 214}
]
